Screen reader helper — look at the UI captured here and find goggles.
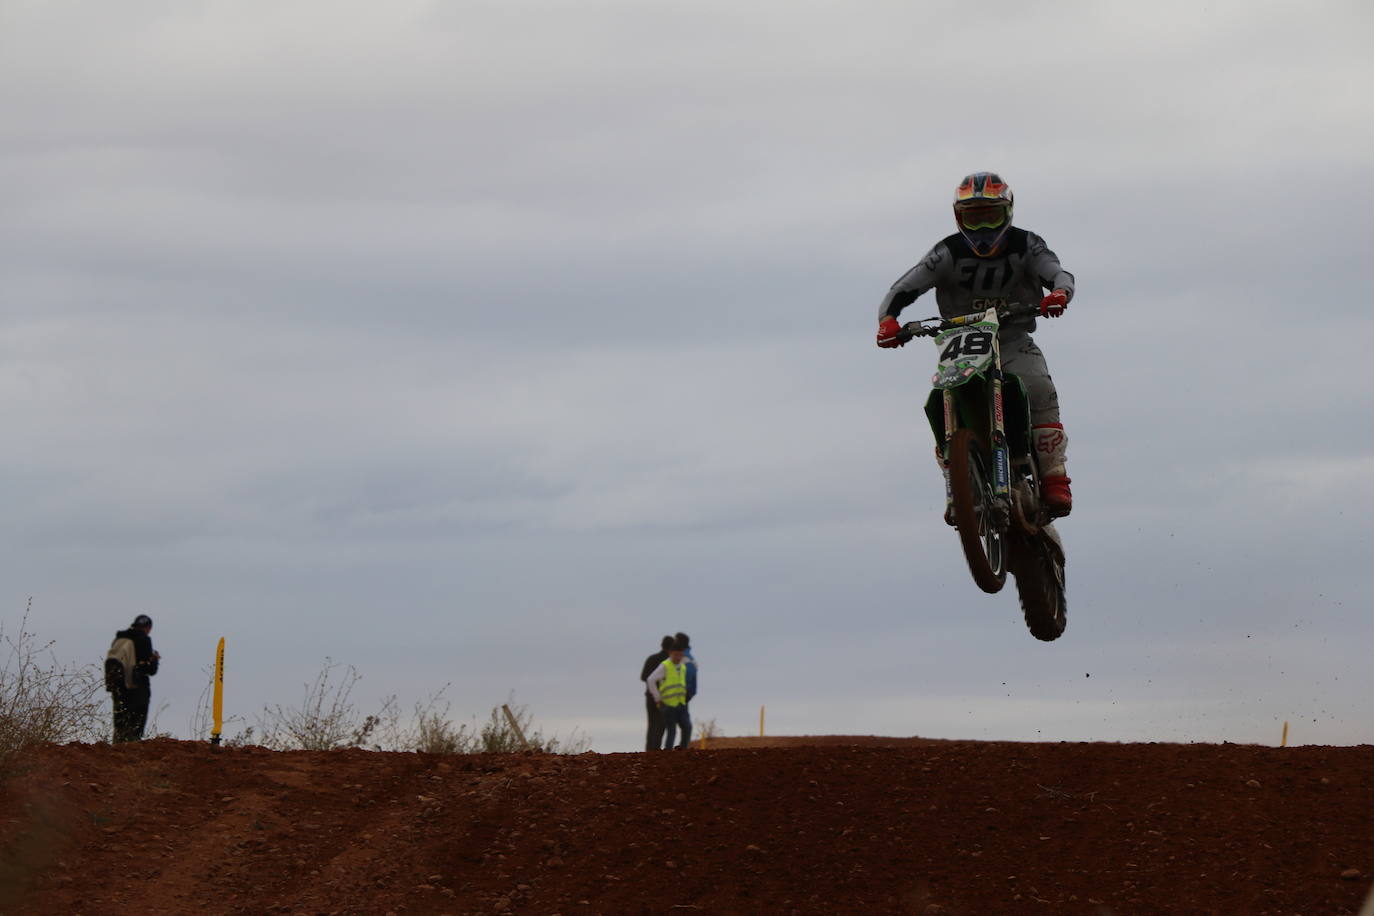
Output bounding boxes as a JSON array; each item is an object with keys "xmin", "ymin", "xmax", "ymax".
[{"xmin": 956, "ymin": 202, "xmax": 1009, "ymax": 231}]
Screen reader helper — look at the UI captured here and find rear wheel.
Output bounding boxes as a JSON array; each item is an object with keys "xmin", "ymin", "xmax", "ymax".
[
  {"xmin": 1012, "ymin": 529, "xmax": 1067, "ymax": 641},
  {"xmin": 947, "ymin": 428, "xmax": 1007, "ymax": 593}
]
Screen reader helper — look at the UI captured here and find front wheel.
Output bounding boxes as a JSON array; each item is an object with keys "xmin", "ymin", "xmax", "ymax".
[{"xmin": 947, "ymin": 428, "xmax": 1007, "ymax": 593}]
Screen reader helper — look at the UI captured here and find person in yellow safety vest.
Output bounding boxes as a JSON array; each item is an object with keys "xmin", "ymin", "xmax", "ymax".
[
  {"xmin": 645, "ymin": 638, "xmax": 692, "ymax": 750},
  {"xmin": 640, "ymin": 634, "xmax": 675, "ymax": 751}
]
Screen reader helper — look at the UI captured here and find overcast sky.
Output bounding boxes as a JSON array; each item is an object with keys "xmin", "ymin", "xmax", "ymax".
[{"xmin": 3, "ymin": 1, "xmax": 1372, "ymax": 752}]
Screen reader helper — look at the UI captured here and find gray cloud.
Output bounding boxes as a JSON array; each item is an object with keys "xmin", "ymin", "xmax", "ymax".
[{"xmin": 2, "ymin": 1, "xmax": 1371, "ymax": 750}]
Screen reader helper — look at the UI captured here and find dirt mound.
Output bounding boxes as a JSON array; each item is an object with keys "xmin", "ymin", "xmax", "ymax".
[
  {"xmin": 706, "ymin": 734, "xmax": 952, "ymax": 748},
  {"xmin": 2, "ymin": 739, "xmax": 1372, "ymax": 914}
]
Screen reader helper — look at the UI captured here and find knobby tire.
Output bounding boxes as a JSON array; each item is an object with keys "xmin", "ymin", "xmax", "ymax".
[
  {"xmin": 947, "ymin": 428, "xmax": 1007, "ymax": 594},
  {"xmin": 1012, "ymin": 530, "xmax": 1068, "ymax": 641}
]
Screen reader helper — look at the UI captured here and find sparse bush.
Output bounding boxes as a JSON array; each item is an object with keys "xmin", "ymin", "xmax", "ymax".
[
  {"xmin": 223, "ymin": 725, "xmax": 257, "ymax": 748},
  {"xmin": 472, "ymin": 694, "xmax": 590, "ymax": 754},
  {"xmin": 254, "ymin": 659, "xmax": 398, "ymax": 751},
  {"xmin": 414, "ymin": 706, "xmax": 474, "ymax": 754},
  {"xmin": 376, "ymin": 689, "xmax": 588, "ymax": 755},
  {"xmin": 398, "ymin": 688, "xmax": 477, "ymax": 754},
  {"xmin": 254, "ymin": 662, "xmax": 588, "ymax": 754},
  {"xmin": 0, "ymin": 600, "xmax": 106, "ymax": 776},
  {"xmin": 143, "ymin": 702, "xmax": 174, "ymax": 740},
  {"xmin": 698, "ymin": 717, "xmax": 723, "ymax": 740}
]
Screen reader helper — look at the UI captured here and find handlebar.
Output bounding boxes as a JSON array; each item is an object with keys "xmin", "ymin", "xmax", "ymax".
[{"xmin": 898, "ymin": 301, "xmax": 1043, "ymax": 341}]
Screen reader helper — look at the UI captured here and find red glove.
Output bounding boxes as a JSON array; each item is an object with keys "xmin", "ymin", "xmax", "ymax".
[
  {"xmin": 876, "ymin": 316, "xmax": 906, "ymax": 348},
  {"xmin": 1039, "ymin": 290, "xmax": 1068, "ymax": 318}
]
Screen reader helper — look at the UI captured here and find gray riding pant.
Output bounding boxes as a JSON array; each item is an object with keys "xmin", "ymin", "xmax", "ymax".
[{"xmin": 1001, "ymin": 333, "xmax": 1060, "ymax": 426}]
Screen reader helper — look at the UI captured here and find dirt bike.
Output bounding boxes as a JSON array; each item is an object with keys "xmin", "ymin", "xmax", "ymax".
[{"xmin": 898, "ymin": 303, "xmax": 1067, "ymax": 641}]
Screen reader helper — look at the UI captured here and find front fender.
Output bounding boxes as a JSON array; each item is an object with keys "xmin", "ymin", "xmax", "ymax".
[{"xmin": 924, "ymin": 374, "xmax": 1032, "ymax": 457}]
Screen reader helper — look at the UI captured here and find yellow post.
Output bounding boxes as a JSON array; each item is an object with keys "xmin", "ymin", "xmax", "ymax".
[
  {"xmin": 700, "ymin": 730, "xmax": 706, "ymax": 750},
  {"xmin": 211, "ymin": 637, "xmax": 225, "ymax": 746},
  {"xmin": 759, "ymin": 705, "xmax": 765, "ymax": 737},
  {"xmin": 1281, "ymin": 721, "xmax": 1289, "ymax": 747}
]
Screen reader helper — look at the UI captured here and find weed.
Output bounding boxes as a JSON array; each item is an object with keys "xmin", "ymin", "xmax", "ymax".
[
  {"xmin": 471, "ymin": 693, "xmax": 589, "ymax": 755},
  {"xmin": 254, "ymin": 659, "xmax": 398, "ymax": 751},
  {"xmin": 0, "ymin": 600, "xmax": 106, "ymax": 778},
  {"xmin": 252, "ymin": 666, "xmax": 589, "ymax": 755}
]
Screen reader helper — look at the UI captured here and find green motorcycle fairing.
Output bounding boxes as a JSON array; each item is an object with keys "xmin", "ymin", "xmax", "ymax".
[{"xmin": 923, "ymin": 373, "xmax": 1032, "ymax": 460}]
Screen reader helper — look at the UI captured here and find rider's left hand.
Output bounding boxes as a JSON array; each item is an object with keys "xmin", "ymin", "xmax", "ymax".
[{"xmin": 1039, "ymin": 290, "xmax": 1068, "ymax": 318}]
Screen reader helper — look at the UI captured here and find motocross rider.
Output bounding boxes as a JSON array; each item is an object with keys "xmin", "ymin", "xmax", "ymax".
[{"xmin": 875, "ymin": 172, "xmax": 1075, "ymax": 516}]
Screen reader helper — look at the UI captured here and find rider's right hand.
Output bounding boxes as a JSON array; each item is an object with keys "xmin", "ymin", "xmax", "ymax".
[
  {"xmin": 1039, "ymin": 289, "xmax": 1069, "ymax": 318},
  {"xmin": 876, "ymin": 316, "xmax": 906, "ymax": 348}
]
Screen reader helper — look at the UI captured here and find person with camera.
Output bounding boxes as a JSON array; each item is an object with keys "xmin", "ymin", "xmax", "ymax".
[{"xmin": 106, "ymin": 614, "xmax": 160, "ymax": 742}]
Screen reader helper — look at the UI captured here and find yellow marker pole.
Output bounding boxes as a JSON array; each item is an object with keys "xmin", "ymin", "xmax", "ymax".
[
  {"xmin": 759, "ymin": 705, "xmax": 765, "ymax": 737},
  {"xmin": 210, "ymin": 637, "xmax": 225, "ymax": 746},
  {"xmin": 1281, "ymin": 721, "xmax": 1289, "ymax": 747}
]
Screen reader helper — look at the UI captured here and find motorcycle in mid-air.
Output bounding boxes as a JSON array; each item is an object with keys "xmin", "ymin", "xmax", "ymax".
[{"xmin": 897, "ymin": 303, "xmax": 1068, "ymax": 641}]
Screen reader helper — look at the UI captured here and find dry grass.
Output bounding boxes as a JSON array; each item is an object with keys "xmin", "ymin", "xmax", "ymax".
[
  {"xmin": 253, "ymin": 659, "xmax": 386, "ymax": 751},
  {"xmin": 697, "ymin": 717, "xmax": 724, "ymax": 739},
  {"xmin": 251, "ymin": 662, "xmax": 589, "ymax": 754},
  {"xmin": 467, "ymin": 693, "xmax": 589, "ymax": 754},
  {"xmin": 0, "ymin": 600, "xmax": 107, "ymax": 776}
]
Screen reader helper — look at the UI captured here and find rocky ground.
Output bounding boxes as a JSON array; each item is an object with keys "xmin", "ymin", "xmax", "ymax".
[{"xmin": 2, "ymin": 736, "xmax": 1372, "ymax": 914}]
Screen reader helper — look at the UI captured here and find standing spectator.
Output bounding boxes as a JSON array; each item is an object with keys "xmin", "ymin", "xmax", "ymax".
[
  {"xmin": 640, "ymin": 635, "xmax": 674, "ymax": 751},
  {"xmin": 646, "ymin": 637, "xmax": 692, "ymax": 750},
  {"xmin": 106, "ymin": 614, "xmax": 160, "ymax": 743},
  {"xmin": 675, "ymin": 632, "xmax": 698, "ymax": 703}
]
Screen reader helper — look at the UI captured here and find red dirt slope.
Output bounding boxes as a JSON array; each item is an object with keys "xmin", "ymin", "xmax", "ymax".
[
  {"xmin": 2, "ymin": 738, "xmax": 1373, "ymax": 914},
  {"xmin": 705, "ymin": 735, "xmax": 951, "ymax": 748}
]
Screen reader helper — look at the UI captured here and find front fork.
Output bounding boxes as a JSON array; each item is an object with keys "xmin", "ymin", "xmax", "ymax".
[
  {"xmin": 941, "ymin": 347, "xmax": 1012, "ymax": 528},
  {"xmin": 942, "ymin": 391, "xmax": 956, "ymax": 516}
]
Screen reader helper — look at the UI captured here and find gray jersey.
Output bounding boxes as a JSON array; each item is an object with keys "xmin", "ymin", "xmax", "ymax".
[{"xmin": 878, "ymin": 228, "xmax": 1075, "ymax": 336}]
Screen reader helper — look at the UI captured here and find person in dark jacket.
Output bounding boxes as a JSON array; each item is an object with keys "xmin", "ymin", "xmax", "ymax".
[
  {"xmin": 110, "ymin": 614, "xmax": 160, "ymax": 742},
  {"xmin": 675, "ymin": 632, "xmax": 698, "ymax": 702},
  {"xmin": 639, "ymin": 635, "xmax": 674, "ymax": 751}
]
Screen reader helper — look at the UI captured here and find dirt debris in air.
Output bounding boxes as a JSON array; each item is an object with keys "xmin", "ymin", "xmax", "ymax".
[{"xmin": 1, "ymin": 736, "xmax": 1373, "ymax": 914}]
